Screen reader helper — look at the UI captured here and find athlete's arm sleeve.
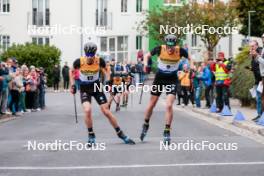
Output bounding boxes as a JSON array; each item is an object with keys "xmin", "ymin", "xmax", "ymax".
[
  {"xmin": 150, "ymin": 46, "xmax": 161, "ymax": 56},
  {"xmin": 180, "ymin": 48, "xmax": 188, "ymax": 59},
  {"xmin": 73, "ymin": 58, "xmax": 80, "ymax": 69}
]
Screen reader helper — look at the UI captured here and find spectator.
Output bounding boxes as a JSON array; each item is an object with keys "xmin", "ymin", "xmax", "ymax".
[
  {"xmin": 19, "ymin": 65, "xmax": 28, "ymax": 113},
  {"xmin": 9, "ymin": 68, "xmax": 23, "ymax": 116},
  {"xmin": 130, "ymin": 62, "xmax": 137, "ymax": 86},
  {"xmin": 37, "ymin": 67, "xmax": 46, "ymax": 110},
  {"xmin": 53, "ymin": 64, "xmax": 60, "ymax": 92},
  {"xmin": 211, "ymin": 52, "xmax": 232, "ymax": 112},
  {"xmin": 136, "ymin": 60, "xmax": 144, "ymax": 83},
  {"xmin": 62, "ymin": 62, "xmax": 70, "ymax": 92},
  {"xmin": 201, "ymin": 62, "xmax": 213, "ymax": 108},
  {"xmin": 146, "ymin": 57, "xmax": 152, "ymax": 74},
  {"xmin": 255, "ymin": 35, "xmax": 264, "ymax": 120},
  {"xmin": 0, "ymin": 60, "xmax": 46, "ymax": 118},
  {"xmin": 25, "ymin": 66, "xmax": 39, "ymax": 112},
  {"xmin": 246, "ymin": 40, "xmax": 262, "ymax": 121},
  {"xmin": 137, "ymin": 50, "xmax": 144, "ymax": 62},
  {"xmin": 0, "ymin": 62, "xmax": 10, "ymax": 115},
  {"xmin": 192, "ymin": 65, "xmax": 203, "ymax": 108},
  {"xmin": 208, "ymin": 58, "xmax": 216, "ymax": 104},
  {"xmin": 178, "ymin": 64, "xmax": 191, "ymax": 107}
]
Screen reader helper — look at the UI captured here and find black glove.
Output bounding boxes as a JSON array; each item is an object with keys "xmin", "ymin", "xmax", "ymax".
[{"xmin": 71, "ymin": 85, "xmax": 77, "ymax": 94}]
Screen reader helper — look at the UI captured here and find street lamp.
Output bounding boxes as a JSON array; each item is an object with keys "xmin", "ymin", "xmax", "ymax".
[{"xmin": 248, "ymin": 10, "xmax": 256, "ymax": 39}]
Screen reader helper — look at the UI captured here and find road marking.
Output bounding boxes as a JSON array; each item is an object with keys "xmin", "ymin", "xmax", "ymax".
[{"xmin": 1, "ymin": 162, "xmax": 264, "ymax": 170}]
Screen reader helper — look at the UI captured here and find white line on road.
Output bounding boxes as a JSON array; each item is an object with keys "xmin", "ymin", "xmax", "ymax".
[{"xmin": 1, "ymin": 162, "xmax": 264, "ymax": 170}]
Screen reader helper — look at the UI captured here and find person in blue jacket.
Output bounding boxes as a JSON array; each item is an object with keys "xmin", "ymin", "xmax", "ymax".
[{"xmin": 201, "ymin": 62, "xmax": 212, "ymax": 108}]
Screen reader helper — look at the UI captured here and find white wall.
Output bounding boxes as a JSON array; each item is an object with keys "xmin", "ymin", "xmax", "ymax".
[
  {"xmin": 0, "ymin": 0, "xmax": 31, "ymax": 45},
  {"xmin": 50, "ymin": 0, "xmax": 81, "ymax": 64},
  {"xmin": 1, "ymin": 0, "xmax": 148, "ymax": 65},
  {"xmin": 83, "ymin": 0, "xmax": 148, "ymax": 62}
]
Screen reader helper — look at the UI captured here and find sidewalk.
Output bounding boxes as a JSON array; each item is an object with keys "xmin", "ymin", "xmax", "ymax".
[{"xmin": 185, "ymin": 99, "xmax": 264, "ymax": 137}]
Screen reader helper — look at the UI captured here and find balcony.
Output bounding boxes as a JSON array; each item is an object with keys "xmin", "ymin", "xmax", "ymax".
[{"xmin": 95, "ymin": 12, "xmax": 112, "ymax": 30}]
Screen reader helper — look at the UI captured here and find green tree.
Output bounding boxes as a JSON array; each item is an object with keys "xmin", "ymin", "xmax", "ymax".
[
  {"xmin": 137, "ymin": 1, "xmax": 238, "ymax": 59},
  {"xmin": 186, "ymin": 1, "xmax": 238, "ymax": 59},
  {"xmin": 137, "ymin": 5, "xmax": 189, "ymax": 45},
  {"xmin": 231, "ymin": 47, "xmax": 255, "ymax": 106},
  {"xmin": 1, "ymin": 43, "xmax": 61, "ymax": 86},
  {"xmin": 235, "ymin": 0, "xmax": 264, "ymax": 37}
]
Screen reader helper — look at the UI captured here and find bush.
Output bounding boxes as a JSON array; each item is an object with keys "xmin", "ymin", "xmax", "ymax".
[
  {"xmin": 231, "ymin": 47, "xmax": 255, "ymax": 106},
  {"xmin": 1, "ymin": 43, "xmax": 61, "ymax": 86}
]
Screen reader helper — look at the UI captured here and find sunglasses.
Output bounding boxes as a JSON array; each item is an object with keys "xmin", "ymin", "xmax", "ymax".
[{"xmin": 86, "ymin": 53, "xmax": 95, "ymax": 57}]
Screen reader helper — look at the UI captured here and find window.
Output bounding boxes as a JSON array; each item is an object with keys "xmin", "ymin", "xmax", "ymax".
[
  {"xmin": 136, "ymin": 35, "xmax": 142, "ymax": 50},
  {"xmin": 191, "ymin": 34, "xmax": 197, "ymax": 47},
  {"xmin": 96, "ymin": 0, "xmax": 108, "ymax": 27},
  {"xmin": 100, "ymin": 37, "xmax": 107, "ymax": 52},
  {"xmin": 136, "ymin": 0, "xmax": 142, "ymax": 13},
  {"xmin": 121, "ymin": 0, "xmax": 127, "ymax": 13},
  {"xmin": 0, "ymin": 0, "xmax": 10, "ymax": 13},
  {"xmin": 0, "ymin": 35, "xmax": 10, "ymax": 51},
  {"xmin": 117, "ymin": 36, "xmax": 128, "ymax": 61},
  {"xmin": 32, "ymin": 0, "xmax": 50, "ymax": 26},
  {"xmin": 164, "ymin": 0, "xmax": 183, "ymax": 6},
  {"xmin": 32, "ymin": 37, "xmax": 49, "ymax": 45},
  {"xmin": 100, "ymin": 36, "xmax": 128, "ymax": 62}
]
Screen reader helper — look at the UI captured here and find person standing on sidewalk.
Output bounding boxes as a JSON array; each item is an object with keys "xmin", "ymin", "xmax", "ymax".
[
  {"xmin": 0, "ymin": 62, "xmax": 10, "ymax": 115},
  {"xmin": 25, "ymin": 66, "xmax": 39, "ymax": 112},
  {"xmin": 178, "ymin": 64, "xmax": 192, "ymax": 107},
  {"xmin": 208, "ymin": 58, "xmax": 216, "ymax": 105},
  {"xmin": 52, "ymin": 64, "xmax": 60, "ymax": 92},
  {"xmin": 9, "ymin": 68, "xmax": 24, "ymax": 116},
  {"xmin": 254, "ymin": 35, "xmax": 264, "ymax": 120},
  {"xmin": 176, "ymin": 56, "xmax": 191, "ymax": 106},
  {"xmin": 62, "ymin": 62, "xmax": 70, "ymax": 92},
  {"xmin": 136, "ymin": 60, "xmax": 144, "ymax": 84},
  {"xmin": 139, "ymin": 34, "xmax": 188, "ymax": 145},
  {"xmin": 192, "ymin": 65, "xmax": 203, "ymax": 108},
  {"xmin": 38, "ymin": 67, "xmax": 46, "ymax": 109},
  {"xmin": 201, "ymin": 62, "xmax": 213, "ymax": 108},
  {"xmin": 212, "ymin": 52, "xmax": 232, "ymax": 112},
  {"xmin": 246, "ymin": 40, "xmax": 262, "ymax": 121}
]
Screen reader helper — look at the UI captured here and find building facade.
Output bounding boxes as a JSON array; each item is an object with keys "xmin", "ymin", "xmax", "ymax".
[{"xmin": 0, "ymin": 0, "xmax": 148, "ymax": 64}]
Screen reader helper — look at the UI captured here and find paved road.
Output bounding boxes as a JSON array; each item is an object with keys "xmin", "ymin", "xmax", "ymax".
[{"xmin": 0, "ymin": 89, "xmax": 264, "ymax": 176}]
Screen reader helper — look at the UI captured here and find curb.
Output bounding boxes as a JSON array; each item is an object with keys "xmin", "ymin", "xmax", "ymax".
[
  {"xmin": 0, "ymin": 115, "xmax": 19, "ymax": 124},
  {"xmin": 191, "ymin": 108, "xmax": 264, "ymax": 137}
]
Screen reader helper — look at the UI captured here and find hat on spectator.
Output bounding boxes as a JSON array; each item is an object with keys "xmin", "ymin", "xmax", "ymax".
[{"xmin": 218, "ymin": 52, "xmax": 225, "ymax": 60}]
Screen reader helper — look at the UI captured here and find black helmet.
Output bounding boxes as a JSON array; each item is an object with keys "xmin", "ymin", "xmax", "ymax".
[
  {"xmin": 164, "ymin": 34, "xmax": 177, "ymax": 46},
  {"xmin": 84, "ymin": 42, "xmax": 97, "ymax": 57}
]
